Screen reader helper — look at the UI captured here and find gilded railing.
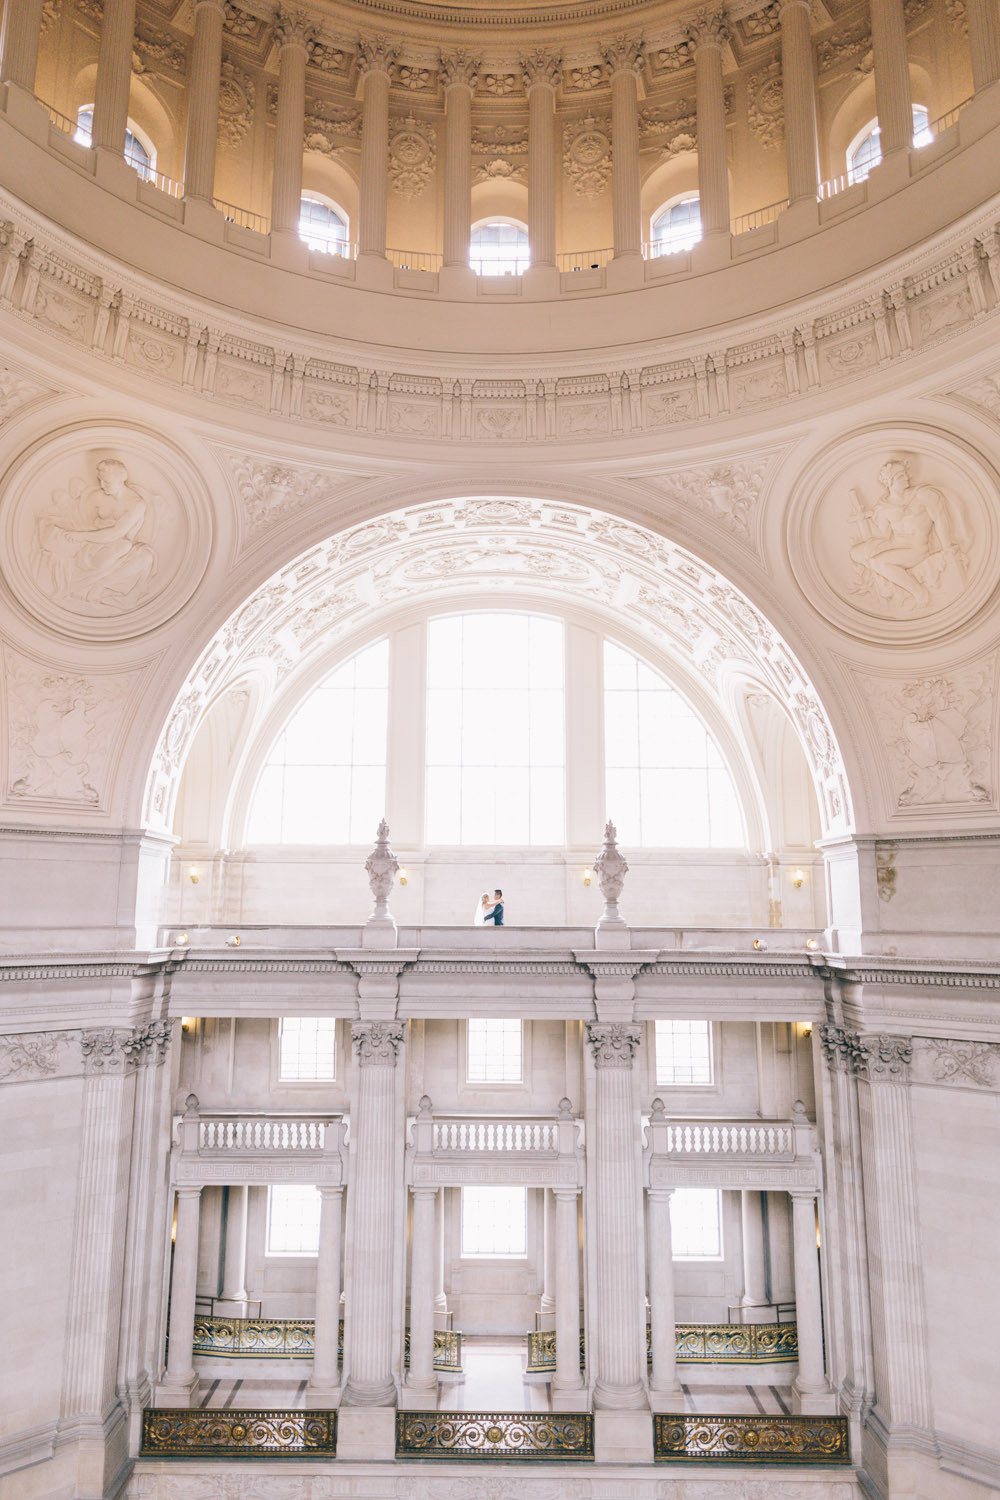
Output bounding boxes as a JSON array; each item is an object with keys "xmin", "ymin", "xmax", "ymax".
[
  {"xmin": 404, "ymin": 1327, "xmax": 463, "ymax": 1371},
  {"xmin": 191, "ymin": 1314, "xmax": 461, "ymax": 1370},
  {"xmin": 397, "ymin": 1411, "xmax": 593, "ymax": 1460},
  {"xmin": 526, "ymin": 1322, "xmax": 798, "ymax": 1372},
  {"xmin": 653, "ymin": 1413, "xmax": 849, "ymax": 1464},
  {"xmin": 141, "ymin": 1408, "xmax": 336, "ymax": 1457}
]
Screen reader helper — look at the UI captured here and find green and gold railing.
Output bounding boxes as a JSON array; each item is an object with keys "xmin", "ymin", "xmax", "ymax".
[
  {"xmin": 191, "ymin": 1314, "xmax": 461, "ymax": 1371},
  {"xmin": 653, "ymin": 1412, "xmax": 849, "ymax": 1464},
  {"xmin": 526, "ymin": 1322, "xmax": 798, "ymax": 1373},
  {"xmin": 141, "ymin": 1408, "xmax": 336, "ymax": 1457},
  {"xmin": 397, "ymin": 1410, "xmax": 593, "ymax": 1460}
]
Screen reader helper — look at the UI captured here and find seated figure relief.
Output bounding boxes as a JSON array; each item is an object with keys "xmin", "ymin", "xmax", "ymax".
[
  {"xmin": 847, "ymin": 459, "xmax": 970, "ymax": 614},
  {"xmin": 34, "ymin": 458, "xmax": 158, "ymax": 611}
]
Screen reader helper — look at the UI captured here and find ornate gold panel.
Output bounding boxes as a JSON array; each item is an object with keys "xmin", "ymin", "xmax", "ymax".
[
  {"xmin": 653, "ymin": 1413, "xmax": 850, "ymax": 1464},
  {"xmin": 140, "ymin": 1409, "xmax": 337, "ymax": 1457},
  {"xmin": 396, "ymin": 1410, "xmax": 594, "ymax": 1460}
]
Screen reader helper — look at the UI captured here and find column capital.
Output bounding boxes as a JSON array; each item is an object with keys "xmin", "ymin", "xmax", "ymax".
[
  {"xmin": 585, "ymin": 1021, "xmax": 642, "ymax": 1067},
  {"xmin": 273, "ymin": 7, "xmax": 317, "ymax": 53},
  {"xmin": 686, "ymin": 9, "xmax": 730, "ymax": 51},
  {"xmin": 175, "ymin": 1182, "xmax": 203, "ymax": 1199},
  {"xmin": 600, "ymin": 33, "xmax": 644, "ymax": 77},
  {"xmin": 521, "ymin": 46, "xmax": 562, "ymax": 91},
  {"xmin": 80, "ymin": 1021, "xmax": 171, "ymax": 1074},
  {"xmin": 352, "ymin": 1019, "xmax": 405, "ymax": 1065},
  {"xmin": 357, "ymin": 34, "xmax": 397, "ymax": 77},
  {"xmin": 778, "ymin": 0, "xmax": 812, "ymax": 18},
  {"xmin": 820, "ymin": 1024, "xmax": 912, "ymax": 1083},
  {"xmin": 196, "ymin": 0, "xmax": 228, "ymax": 16},
  {"xmin": 439, "ymin": 47, "xmax": 480, "ymax": 92}
]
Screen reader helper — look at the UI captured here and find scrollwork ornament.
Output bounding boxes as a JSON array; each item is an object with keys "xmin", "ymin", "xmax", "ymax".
[
  {"xmin": 922, "ymin": 1037, "xmax": 999, "ymax": 1087},
  {"xmin": 521, "ymin": 48, "xmax": 562, "ymax": 91},
  {"xmin": 389, "ymin": 116, "xmax": 437, "ymax": 199},
  {"xmin": 439, "ymin": 48, "xmax": 480, "ymax": 91},
  {"xmin": 585, "ymin": 1022, "xmax": 642, "ymax": 1068},
  {"xmin": 686, "ymin": 9, "xmax": 730, "ymax": 50},
  {"xmin": 821, "ymin": 1025, "xmax": 912, "ymax": 1082},
  {"xmin": 600, "ymin": 34, "xmax": 644, "ymax": 76},
  {"xmin": 272, "ymin": 9, "xmax": 317, "ymax": 53},
  {"xmin": 357, "ymin": 35, "xmax": 397, "ymax": 77},
  {"xmin": 563, "ymin": 115, "xmax": 612, "ymax": 200},
  {"xmin": 352, "ymin": 1021, "xmax": 404, "ymax": 1066},
  {"xmin": 81, "ymin": 1028, "xmax": 134, "ymax": 1073}
]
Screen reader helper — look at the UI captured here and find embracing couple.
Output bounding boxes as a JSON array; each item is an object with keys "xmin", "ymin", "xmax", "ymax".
[{"xmin": 474, "ymin": 889, "xmax": 504, "ymax": 926}]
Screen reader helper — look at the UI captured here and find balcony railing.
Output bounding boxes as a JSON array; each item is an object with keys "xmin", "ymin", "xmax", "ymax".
[
  {"xmin": 557, "ymin": 246, "xmax": 613, "ymax": 271},
  {"xmin": 661, "ymin": 1119, "xmax": 796, "ymax": 1159},
  {"xmin": 190, "ymin": 1313, "xmax": 462, "ymax": 1370},
  {"xmin": 653, "ymin": 1413, "xmax": 849, "ymax": 1464},
  {"xmin": 142, "ymin": 1408, "xmax": 336, "ymax": 1457},
  {"xmin": 197, "ymin": 1114, "xmax": 334, "ymax": 1152},
  {"xmin": 213, "ymin": 198, "xmax": 270, "ymax": 235},
  {"xmin": 431, "ymin": 1117, "xmax": 560, "ymax": 1153},
  {"xmin": 731, "ymin": 198, "xmax": 789, "ymax": 235},
  {"xmin": 397, "ymin": 1410, "xmax": 593, "ymax": 1460},
  {"xmin": 388, "ymin": 247, "xmax": 443, "ymax": 272},
  {"xmin": 526, "ymin": 1321, "xmax": 798, "ymax": 1372}
]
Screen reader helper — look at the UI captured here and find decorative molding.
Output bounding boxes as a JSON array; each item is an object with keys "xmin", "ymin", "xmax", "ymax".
[
  {"xmin": 562, "ymin": 114, "xmax": 612, "ymax": 199},
  {"xmin": 141, "ymin": 1408, "xmax": 336, "ymax": 1457},
  {"xmin": 585, "ymin": 1021, "xmax": 642, "ymax": 1066},
  {"xmin": 439, "ymin": 48, "xmax": 480, "ymax": 91},
  {"xmin": 747, "ymin": 60, "xmax": 784, "ymax": 150},
  {"xmin": 820, "ymin": 1024, "xmax": 913, "ymax": 1081},
  {"xmin": 217, "ymin": 58, "xmax": 255, "ymax": 148},
  {"xmin": 685, "ymin": 9, "xmax": 730, "ymax": 50},
  {"xmin": 388, "ymin": 116, "xmax": 437, "ymax": 199},
  {"xmin": 357, "ymin": 35, "xmax": 398, "ymax": 77},
  {"xmin": 272, "ymin": 9, "xmax": 318, "ymax": 53},
  {"xmin": 352, "ymin": 1020, "xmax": 405, "ymax": 1065},
  {"xmin": 0, "ymin": 1030, "xmax": 77, "ymax": 1082},
  {"xmin": 600, "ymin": 34, "xmax": 644, "ymax": 75},
  {"xmin": 0, "ymin": 364, "xmax": 56, "ymax": 425},
  {"xmin": 911, "ymin": 1036, "xmax": 1000, "ymax": 1088},
  {"xmin": 521, "ymin": 47, "xmax": 562, "ymax": 90}
]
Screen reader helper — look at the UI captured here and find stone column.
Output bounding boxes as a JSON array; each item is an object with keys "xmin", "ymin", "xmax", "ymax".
[
  {"xmin": 0, "ymin": 0, "xmax": 45, "ymax": 91},
  {"xmin": 271, "ymin": 11, "xmax": 316, "ymax": 235},
  {"xmin": 552, "ymin": 1188, "xmax": 583, "ymax": 1391},
  {"xmin": 601, "ymin": 37, "xmax": 644, "ymax": 259},
  {"xmin": 182, "ymin": 0, "xmax": 226, "ymax": 201},
  {"xmin": 688, "ymin": 11, "xmax": 730, "ymax": 235},
  {"xmin": 90, "ymin": 0, "xmax": 137, "ymax": 152},
  {"xmin": 966, "ymin": 0, "xmax": 1000, "ymax": 90},
  {"xmin": 441, "ymin": 49, "xmax": 479, "ymax": 266},
  {"xmin": 779, "ymin": 0, "xmax": 820, "ymax": 202},
  {"xmin": 741, "ymin": 1190, "xmax": 769, "ymax": 1311},
  {"xmin": 219, "ymin": 1185, "xmax": 248, "ymax": 1304},
  {"xmin": 522, "ymin": 49, "xmax": 561, "ymax": 268},
  {"xmin": 789, "ymin": 1190, "xmax": 828, "ymax": 1402},
  {"xmin": 357, "ymin": 37, "xmax": 396, "ymax": 257},
  {"xmin": 309, "ymin": 1185, "xmax": 344, "ymax": 1394},
  {"xmin": 869, "ymin": 0, "xmax": 913, "ymax": 155},
  {"xmin": 541, "ymin": 1188, "xmax": 557, "ymax": 1313},
  {"xmin": 586, "ymin": 1023, "xmax": 646, "ymax": 1407},
  {"xmin": 162, "ymin": 1186, "xmax": 203, "ymax": 1397},
  {"xmin": 647, "ymin": 1187, "xmax": 680, "ymax": 1394},
  {"xmin": 434, "ymin": 1187, "xmax": 447, "ymax": 1313},
  {"xmin": 407, "ymin": 1187, "xmax": 438, "ymax": 1395},
  {"xmin": 343, "ymin": 1021, "xmax": 404, "ymax": 1405}
]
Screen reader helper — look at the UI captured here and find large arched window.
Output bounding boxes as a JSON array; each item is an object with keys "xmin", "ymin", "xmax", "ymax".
[
  {"xmin": 425, "ymin": 613, "xmax": 564, "ymax": 844},
  {"xmin": 650, "ymin": 196, "xmax": 702, "ymax": 256},
  {"xmin": 469, "ymin": 220, "xmax": 530, "ymax": 275},
  {"xmin": 246, "ymin": 639, "xmax": 389, "ymax": 843},
  {"xmin": 299, "ymin": 193, "xmax": 349, "ymax": 254},
  {"xmin": 847, "ymin": 105, "xmax": 932, "ymax": 183},
  {"xmin": 74, "ymin": 106, "xmax": 156, "ymax": 180},
  {"xmin": 603, "ymin": 640, "xmax": 745, "ymax": 847}
]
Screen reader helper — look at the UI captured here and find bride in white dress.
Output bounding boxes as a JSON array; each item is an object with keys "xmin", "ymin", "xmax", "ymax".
[{"xmin": 472, "ymin": 892, "xmax": 491, "ymax": 925}]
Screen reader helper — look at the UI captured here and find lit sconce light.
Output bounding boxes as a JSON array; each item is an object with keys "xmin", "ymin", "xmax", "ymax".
[
  {"xmin": 226, "ymin": 934, "xmax": 242, "ymax": 948},
  {"xmin": 792, "ymin": 869, "xmax": 805, "ymax": 888},
  {"xmin": 188, "ymin": 866, "xmax": 200, "ymax": 884},
  {"xmin": 181, "ymin": 1017, "xmax": 194, "ymax": 1034},
  {"xmin": 399, "ymin": 868, "xmax": 408, "ymax": 886},
  {"xmin": 174, "ymin": 931, "xmax": 189, "ymax": 947},
  {"xmin": 583, "ymin": 868, "xmax": 592, "ymax": 886},
  {"xmin": 801, "ymin": 1022, "xmax": 813, "ymax": 1038},
  {"xmin": 753, "ymin": 937, "xmax": 767, "ymax": 951},
  {"xmin": 805, "ymin": 937, "xmax": 819, "ymax": 951}
]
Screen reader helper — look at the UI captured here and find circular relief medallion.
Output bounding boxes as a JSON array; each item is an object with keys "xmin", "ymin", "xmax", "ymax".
[
  {"xmin": 0, "ymin": 422, "xmax": 213, "ymax": 640},
  {"xmin": 786, "ymin": 428, "xmax": 999, "ymax": 645}
]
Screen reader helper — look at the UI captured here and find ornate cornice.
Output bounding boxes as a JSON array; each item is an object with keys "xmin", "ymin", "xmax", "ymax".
[
  {"xmin": 585, "ymin": 1020, "xmax": 642, "ymax": 1066},
  {"xmin": 352, "ymin": 1019, "xmax": 405, "ymax": 1064}
]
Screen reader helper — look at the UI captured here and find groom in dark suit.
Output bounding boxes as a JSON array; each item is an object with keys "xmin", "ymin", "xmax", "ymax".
[{"xmin": 483, "ymin": 889, "xmax": 504, "ymax": 925}]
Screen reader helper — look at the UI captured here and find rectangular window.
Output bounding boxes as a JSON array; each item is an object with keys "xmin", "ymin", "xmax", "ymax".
[
  {"xmin": 670, "ymin": 1187, "xmax": 723, "ymax": 1259},
  {"xmin": 461, "ymin": 1185, "xmax": 527, "ymax": 1257},
  {"xmin": 266, "ymin": 1184, "xmax": 322, "ymax": 1256},
  {"xmin": 655, "ymin": 1019, "xmax": 713, "ymax": 1086},
  {"xmin": 467, "ymin": 1018, "xmax": 523, "ymax": 1082},
  {"xmin": 278, "ymin": 1016, "xmax": 336, "ymax": 1082}
]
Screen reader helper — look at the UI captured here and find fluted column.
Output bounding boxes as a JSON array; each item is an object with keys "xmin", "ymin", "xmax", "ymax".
[
  {"xmin": 0, "ymin": 0, "xmax": 45, "ymax": 91},
  {"xmin": 183, "ymin": 0, "xmax": 226, "ymax": 201},
  {"xmin": 541, "ymin": 1188, "xmax": 556, "ymax": 1313},
  {"xmin": 441, "ymin": 49, "xmax": 479, "ymax": 266},
  {"xmin": 434, "ymin": 1188, "xmax": 447, "ymax": 1312},
  {"xmin": 90, "ymin": 0, "xmax": 138, "ymax": 152},
  {"xmin": 522, "ymin": 49, "xmax": 561, "ymax": 267},
  {"xmin": 271, "ymin": 11, "xmax": 316, "ymax": 234},
  {"xmin": 790, "ymin": 1191, "xmax": 828, "ymax": 1398},
  {"xmin": 586, "ymin": 1023, "xmax": 646, "ymax": 1408},
  {"xmin": 220, "ymin": 1185, "xmax": 248, "ymax": 1303},
  {"xmin": 343, "ymin": 1021, "xmax": 404, "ymax": 1405},
  {"xmin": 688, "ymin": 11, "xmax": 730, "ymax": 235},
  {"xmin": 601, "ymin": 37, "xmax": 644, "ymax": 258},
  {"xmin": 163, "ymin": 1187, "xmax": 202, "ymax": 1394},
  {"xmin": 408, "ymin": 1187, "xmax": 438, "ymax": 1394},
  {"xmin": 552, "ymin": 1188, "xmax": 583, "ymax": 1390},
  {"xmin": 357, "ymin": 37, "xmax": 396, "ymax": 257},
  {"xmin": 647, "ymin": 1187, "xmax": 680, "ymax": 1394},
  {"xmin": 869, "ymin": 0, "xmax": 913, "ymax": 155},
  {"xmin": 309, "ymin": 1185, "xmax": 344, "ymax": 1393},
  {"xmin": 966, "ymin": 0, "xmax": 1000, "ymax": 90},
  {"xmin": 779, "ymin": 0, "xmax": 819, "ymax": 202},
  {"xmin": 741, "ymin": 1190, "xmax": 769, "ymax": 1310}
]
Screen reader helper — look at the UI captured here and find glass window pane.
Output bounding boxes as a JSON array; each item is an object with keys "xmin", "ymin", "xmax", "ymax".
[
  {"xmin": 656, "ymin": 1019, "xmax": 714, "ymax": 1085},
  {"xmin": 670, "ymin": 1188, "xmax": 723, "ymax": 1259},
  {"xmin": 279, "ymin": 1016, "xmax": 336, "ymax": 1081},
  {"xmin": 461, "ymin": 1186, "xmax": 527, "ymax": 1256},
  {"xmin": 467, "ymin": 1018, "xmax": 523, "ymax": 1081},
  {"xmin": 267, "ymin": 1185, "xmax": 322, "ymax": 1255}
]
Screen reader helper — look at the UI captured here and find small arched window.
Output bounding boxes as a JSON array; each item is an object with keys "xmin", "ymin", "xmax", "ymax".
[
  {"xmin": 299, "ymin": 194, "xmax": 349, "ymax": 254},
  {"xmin": 470, "ymin": 220, "xmax": 530, "ymax": 275},
  {"xmin": 74, "ymin": 106, "xmax": 156, "ymax": 180},
  {"xmin": 847, "ymin": 105, "xmax": 931, "ymax": 183},
  {"xmin": 650, "ymin": 195, "xmax": 702, "ymax": 257}
]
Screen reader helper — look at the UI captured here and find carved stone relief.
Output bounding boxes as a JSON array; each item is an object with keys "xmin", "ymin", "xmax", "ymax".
[
  {"xmin": 223, "ymin": 452, "xmax": 366, "ymax": 537},
  {"xmin": 637, "ymin": 456, "xmax": 773, "ymax": 545},
  {"xmin": 1, "ymin": 427, "xmax": 212, "ymax": 639},
  {"xmin": 0, "ymin": 365, "xmax": 55, "ymax": 425},
  {"xmin": 788, "ymin": 431, "xmax": 1000, "ymax": 644},
  {"xmin": 218, "ymin": 59, "xmax": 255, "ymax": 148},
  {"xmin": 912, "ymin": 1037, "xmax": 1000, "ymax": 1089},
  {"xmin": 0, "ymin": 1030, "xmax": 76, "ymax": 1082},
  {"xmin": 563, "ymin": 116, "xmax": 612, "ymax": 200},
  {"xmin": 388, "ymin": 117, "xmax": 436, "ymax": 199},
  {"xmin": 858, "ymin": 661, "xmax": 995, "ymax": 810},
  {"xmin": 747, "ymin": 61, "xmax": 784, "ymax": 150}
]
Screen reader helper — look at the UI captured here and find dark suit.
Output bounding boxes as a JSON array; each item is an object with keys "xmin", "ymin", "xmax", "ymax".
[{"xmin": 484, "ymin": 900, "xmax": 504, "ymax": 926}]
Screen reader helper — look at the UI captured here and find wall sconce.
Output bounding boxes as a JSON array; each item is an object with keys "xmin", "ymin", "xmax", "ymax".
[
  {"xmin": 583, "ymin": 868, "xmax": 592, "ymax": 886},
  {"xmin": 805, "ymin": 937, "xmax": 819, "ymax": 951},
  {"xmin": 801, "ymin": 1022, "xmax": 813, "ymax": 1037},
  {"xmin": 792, "ymin": 869, "xmax": 805, "ymax": 888},
  {"xmin": 181, "ymin": 1017, "xmax": 194, "ymax": 1034},
  {"xmin": 226, "ymin": 934, "xmax": 242, "ymax": 948},
  {"xmin": 753, "ymin": 937, "xmax": 767, "ymax": 951},
  {"xmin": 174, "ymin": 931, "xmax": 189, "ymax": 947},
  {"xmin": 188, "ymin": 866, "xmax": 200, "ymax": 884},
  {"xmin": 399, "ymin": 868, "xmax": 408, "ymax": 886}
]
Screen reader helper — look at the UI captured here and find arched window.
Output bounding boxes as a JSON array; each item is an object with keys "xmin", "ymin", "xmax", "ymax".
[
  {"xmin": 246, "ymin": 638, "xmax": 389, "ymax": 844},
  {"xmin": 469, "ymin": 220, "xmax": 530, "ymax": 275},
  {"xmin": 847, "ymin": 105, "xmax": 931, "ymax": 183},
  {"xmin": 299, "ymin": 193, "xmax": 349, "ymax": 254},
  {"xmin": 650, "ymin": 196, "xmax": 702, "ymax": 256},
  {"xmin": 74, "ymin": 106, "xmax": 156, "ymax": 180},
  {"xmin": 603, "ymin": 639, "xmax": 745, "ymax": 847}
]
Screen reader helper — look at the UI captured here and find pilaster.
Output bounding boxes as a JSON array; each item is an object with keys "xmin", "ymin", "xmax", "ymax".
[
  {"xmin": 90, "ymin": 0, "xmax": 137, "ymax": 153},
  {"xmin": 271, "ymin": 10, "xmax": 316, "ymax": 236},
  {"xmin": 522, "ymin": 49, "xmax": 561, "ymax": 269},
  {"xmin": 779, "ymin": 0, "xmax": 820, "ymax": 203},
  {"xmin": 687, "ymin": 10, "xmax": 731, "ymax": 236},
  {"xmin": 357, "ymin": 37, "xmax": 396, "ymax": 257},
  {"xmin": 183, "ymin": 0, "xmax": 226, "ymax": 202},
  {"xmin": 601, "ymin": 37, "xmax": 644, "ymax": 260},
  {"xmin": 869, "ymin": 0, "xmax": 913, "ymax": 155},
  {"xmin": 440, "ymin": 49, "xmax": 479, "ymax": 269}
]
